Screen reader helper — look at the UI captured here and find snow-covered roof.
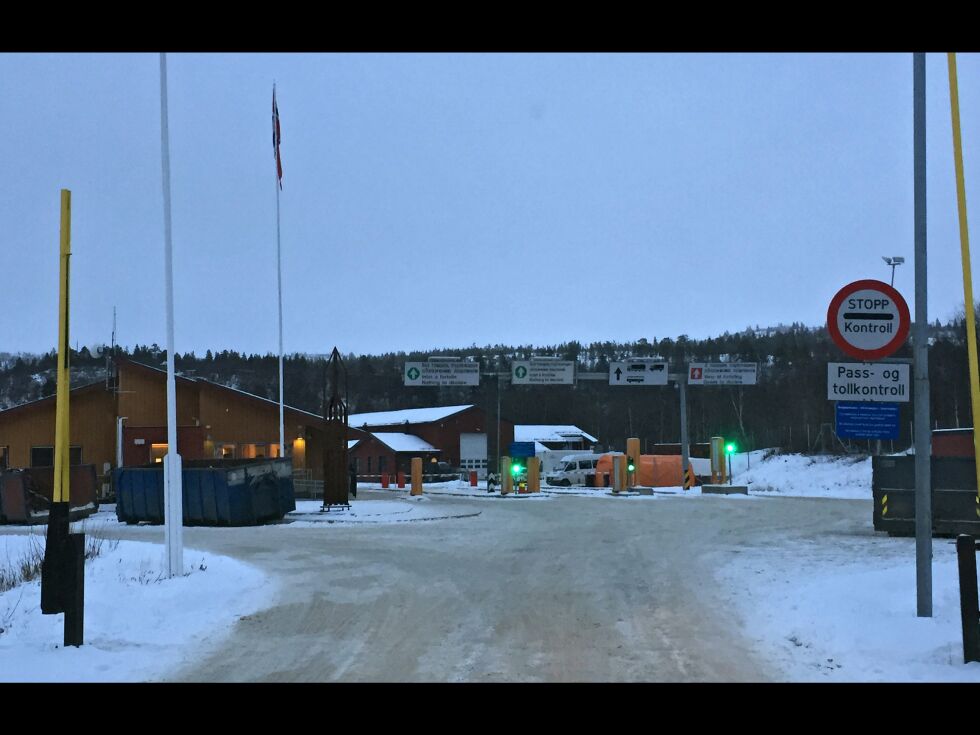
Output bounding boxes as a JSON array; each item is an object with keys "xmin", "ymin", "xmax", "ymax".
[
  {"xmin": 348, "ymin": 405, "xmax": 472, "ymax": 428},
  {"xmin": 371, "ymin": 432, "xmax": 439, "ymax": 453},
  {"xmin": 514, "ymin": 425, "xmax": 598, "ymax": 444}
]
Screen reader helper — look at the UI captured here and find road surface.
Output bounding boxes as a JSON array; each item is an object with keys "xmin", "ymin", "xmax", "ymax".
[{"xmin": 117, "ymin": 489, "xmax": 870, "ymax": 682}]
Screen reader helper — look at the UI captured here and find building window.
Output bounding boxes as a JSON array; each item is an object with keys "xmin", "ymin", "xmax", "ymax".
[
  {"xmin": 32, "ymin": 447, "xmax": 54, "ymax": 467},
  {"xmin": 150, "ymin": 443, "xmax": 168, "ymax": 464},
  {"xmin": 30, "ymin": 446, "xmax": 82, "ymax": 467},
  {"xmin": 379, "ymin": 456, "xmax": 387, "ymax": 472},
  {"xmin": 217, "ymin": 443, "xmax": 236, "ymax": 459},
  {"xmin": 367, "ymin": 456, "xmax": 372, "ymax": 473},
  {"xmin": 0, "ymin": 446, "xmax": 8, "ymax": 470}
]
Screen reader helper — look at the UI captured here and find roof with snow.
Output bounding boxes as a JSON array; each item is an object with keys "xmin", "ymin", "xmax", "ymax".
[
  {"xmin": 347, "ymin": 405, "xmax": 473, "ymax": 428},
  {"xmin": 371, "ymin": 432, "xmax": 439, "ymax": 453},
  {"xmin": 514, "ymin": 425, "xmax": 598, "ymax": 444}
]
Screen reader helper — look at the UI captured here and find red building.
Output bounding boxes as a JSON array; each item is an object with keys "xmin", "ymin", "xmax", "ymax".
[{"xmin": 347, "ymin": 405, "xmax": 513, "ymax": 479}]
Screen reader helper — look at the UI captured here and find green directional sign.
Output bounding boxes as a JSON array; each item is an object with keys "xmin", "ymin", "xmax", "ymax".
[
  {"xmin": 511, "ymin": 360, "xmax": 574, "ymax": 385},
  {"xmin": 404, "ymin": 361, "xmax": 480, "ymax": 386}
]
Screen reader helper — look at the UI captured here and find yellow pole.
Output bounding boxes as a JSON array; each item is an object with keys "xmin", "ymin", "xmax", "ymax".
[
  {"xmin": 626, "ymin": 437, "xmax": 641, "ymax": 487},
  {"xmin": 948, "ymin": 53, "xmax": 980, "ymax": 515},
  {"xmin": 54, "ymin": 189, "xmax": 71, "ymax": 504},
  {"xmin": 501, "ymin": 456, "xmax": 512, "ymax": 495},
  {"xmin": 411, "ymin": 457, "xmax": 423, "ymax": 496},
  {"xmin": 527, "ymin": 456, "xmax": 540, "ymax": 493}
]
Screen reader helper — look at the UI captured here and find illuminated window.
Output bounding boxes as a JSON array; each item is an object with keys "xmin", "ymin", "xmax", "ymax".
[
  {"xmin": 150, "ymin": 443, "xmax": 168, "ymax": 464},
  {"xmin": 238, "ymin": 443, "xmax": 280, "ymax": 459}
]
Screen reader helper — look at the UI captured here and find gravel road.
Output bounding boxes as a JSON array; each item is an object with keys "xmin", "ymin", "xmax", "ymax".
[{"xmin": 146, "ymin": 491, "xmax": 869, "ymax": 682}]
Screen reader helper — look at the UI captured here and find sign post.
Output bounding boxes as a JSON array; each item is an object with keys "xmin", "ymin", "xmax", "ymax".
[
  {"xmin": 826, "ymin": 279, "xmax": 911, "ymax": 361},
  {"xmin": 688, "ymin": 363, "xmax": 757, "ymax": 386},
  {"xmin": 826, "ymin": 363, "xmax": 910, "ymax": 402},
  {"xmin": 404, "ymin": 361, "xmax": 480, "ymax": 387},
  {"xmin": 827, "ymin": 269, "xmax": 923, "ymax": 616},
  {"xmin": 609, "ymin": 359, "xmax": 668, "ymax": 386},
  {"xmin": 512, "ymin": 360, "xmax": 574, "ymax": 385}
]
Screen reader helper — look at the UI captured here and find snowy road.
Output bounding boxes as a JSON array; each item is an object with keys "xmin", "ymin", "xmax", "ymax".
[{"xmin": 91, "ymin": 490, "xmax": 868, "ymax": 682}]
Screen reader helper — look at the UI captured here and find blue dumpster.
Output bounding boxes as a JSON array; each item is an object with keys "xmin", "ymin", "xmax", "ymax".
[{"xmin": 115, "ymin": 458, "xmax": 295, "ymax": 526}]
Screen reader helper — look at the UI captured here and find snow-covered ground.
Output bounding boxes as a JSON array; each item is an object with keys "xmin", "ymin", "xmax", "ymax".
[
  {"xmin": 2, "ymin": 451, "xmax": 977, "ymax": 681},
  {"xmin": 728, "ymin": 449, "xmax": 872, "ymax": 499},
  {"xmin": 718, "ymin": 533, "xmax": 980, "ymax": 682},
  {"xmin": 714, "ymin": 449, "xmax": 980, "ymax": 681},
  {"xmin": 287, "ymin": 497, "xmax": 485, "ymax": 524},
  {"xmin": 0, "ymin": 525, "xmax": 276, "ymax": 682},
  {"xmin": 354, "ymin": 480, "xmax": 551, "ymax": 500}
]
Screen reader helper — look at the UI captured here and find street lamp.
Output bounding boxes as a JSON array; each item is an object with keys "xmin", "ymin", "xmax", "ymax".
[{"xmin": 882, "ymin": 256, "xmax": 905, "ymax": 287}]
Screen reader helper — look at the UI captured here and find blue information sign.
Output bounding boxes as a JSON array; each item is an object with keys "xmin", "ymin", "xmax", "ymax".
[
  {"xmin": 835, "ymin": 401, "xmax": 899, "ymax": 440},
  {"xmin": 509, "ymin": 442, "xmax": 536, "ymax": 458}
]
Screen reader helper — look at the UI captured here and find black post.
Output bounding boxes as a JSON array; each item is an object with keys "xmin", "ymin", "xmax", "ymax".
[
  {"xmin": 40, "ymin": 501, "xmax": 85, "ymax": 647},
  {"xmin": 64, "ymin": 533, "xmax": 85, "ymax": 647},
  {"xmin": 40, "ymin": 502, "xmax": 70, "ymax": 614},
  {"xmin": 956, "ymin": 534, "xmax": 980, "ymax": 663}
]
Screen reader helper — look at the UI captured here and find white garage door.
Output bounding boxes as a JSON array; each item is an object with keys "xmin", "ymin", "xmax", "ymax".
[{"xmin": 459, "ymin": 433, "xmax": 488, "ymax": 479}]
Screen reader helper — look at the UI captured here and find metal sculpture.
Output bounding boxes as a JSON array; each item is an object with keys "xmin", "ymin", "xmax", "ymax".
[{"xmin": 321, "ymin": 347, "xmax": 351, "ymax": 511}]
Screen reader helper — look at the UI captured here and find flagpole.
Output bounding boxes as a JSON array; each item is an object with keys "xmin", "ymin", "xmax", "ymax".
[
  {"xmin": 274, "ymin": 83, "xmax": 285, "ymax": 458},
  {"xmin": 160, "ymin": 53, "xmax": 183, "ymax": 578}
]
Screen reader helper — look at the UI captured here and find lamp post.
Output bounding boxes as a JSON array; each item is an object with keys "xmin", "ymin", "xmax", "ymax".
[{"xmin": 882, "ymin": 256, "xmax": 905, "ymax": 287}]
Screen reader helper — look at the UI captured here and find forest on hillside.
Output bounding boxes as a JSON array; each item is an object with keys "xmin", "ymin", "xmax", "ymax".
[{"xmin": 1, "ymin": 316, "xmax": 975, "ymax": 455}]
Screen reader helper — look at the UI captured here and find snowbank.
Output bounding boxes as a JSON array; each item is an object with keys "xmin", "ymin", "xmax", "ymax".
[
  {"xmin": 719, "ymin": 538, "xmax": 980, "ymax": 681},
  {"xmin": 730, "ymin": 450, "xmax": 872, "ymax": 499},
  {"xmin": 287, "ymin": 498, "xmax": 483, "ymax": 524},
  {"xmin": 0, "ymin": 530, "xmax": 277, "ymax": 682}
]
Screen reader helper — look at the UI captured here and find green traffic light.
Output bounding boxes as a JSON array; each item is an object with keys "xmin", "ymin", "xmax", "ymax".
[
  {"xmin": 511, "ymin": 462, "xmax": 523, "ymax": 476},
  {"xmin": 725, "ymin": 443, "xmax": 736, "ymax": 454},
  {"xmin": 627, "ymin": 458, "xmax": 635, "ymax": 472}
]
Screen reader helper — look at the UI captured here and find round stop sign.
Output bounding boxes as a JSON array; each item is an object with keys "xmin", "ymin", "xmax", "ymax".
[{"xmin": 827, "ymin": 279, "xmax": 910, "ymax": 360}]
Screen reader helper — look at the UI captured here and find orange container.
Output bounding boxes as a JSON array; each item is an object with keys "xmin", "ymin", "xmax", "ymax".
[{"xmin": 594, "ymin": 454, "xmax": 684, "ymax": 488}]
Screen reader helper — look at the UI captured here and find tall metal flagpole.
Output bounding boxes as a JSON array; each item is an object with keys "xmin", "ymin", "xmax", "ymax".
[
  {"xmin": 913, "ymin": 52, "xmax": 932, "ymax": 617},
  {"xmin": 274, "ymin": 83, "xmax": 285, "ymax": 457},
  {"xmin": 160, "ymin": 53, "xmax": 183, "ymax": 577}
]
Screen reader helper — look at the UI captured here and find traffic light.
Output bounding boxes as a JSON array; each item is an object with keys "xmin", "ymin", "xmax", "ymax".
[
  {"xmin": 725, "ymin": 442, "xmax": 736, "ymax": 454},
  {"xmin": 510, "ymin": 459, "xmax": 525, "ymax": 477},
  {"xmin": 627, "ymin": 456, "xmax": 635, "ymax": 473}
]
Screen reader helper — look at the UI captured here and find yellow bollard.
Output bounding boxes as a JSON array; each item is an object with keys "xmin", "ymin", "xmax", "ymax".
[
  {"xmin": 616, "ymin": 454, "xmax": 628, "ymax": 492},
  {"xmin": 411, "ymin": 457, "xmax": 423, "ymax": 496},
  {"xmin": 710, "ymin": 436, "xmax": 726, "ymax": 484},
  {"xmin": 501, "ymin": 456, "xmax": 513, "ymax": 495},
  {"xmin": 626, "ymin": 438, "xmax": 640, "ymax": 488},
  {"xmin": 527, "ymin": 456, "xmax": 540, "ymax": 493}
]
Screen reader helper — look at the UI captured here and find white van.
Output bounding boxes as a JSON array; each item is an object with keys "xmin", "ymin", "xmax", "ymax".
[{"xmin": 545, "ymin": 453, "xmax": 603, "ymax": 487}]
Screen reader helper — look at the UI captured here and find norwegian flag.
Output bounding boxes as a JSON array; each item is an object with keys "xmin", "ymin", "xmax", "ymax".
[{"xmin": 273, "ymin": 85, "xmax": 282, "ymax": 188}]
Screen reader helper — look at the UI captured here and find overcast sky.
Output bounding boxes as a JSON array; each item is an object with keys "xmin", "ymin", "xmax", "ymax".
[{"xmin": 2, "ymin": 52, "xmax": 979, "ymax": 357}]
